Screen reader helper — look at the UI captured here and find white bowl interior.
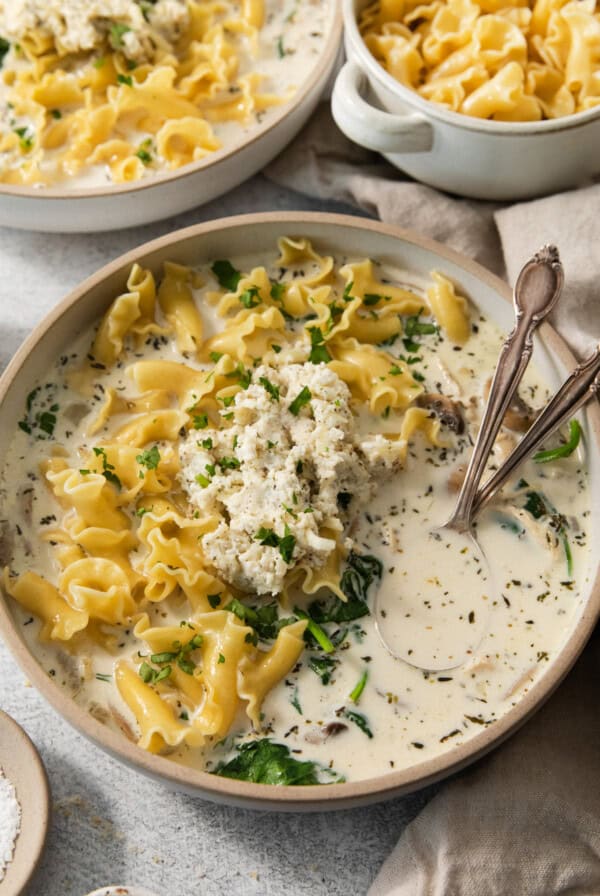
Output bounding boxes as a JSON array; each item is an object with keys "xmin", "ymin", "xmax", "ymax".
[{"xmin": 1, "ymin": 213, "xmax": 598, "ymax": 810}]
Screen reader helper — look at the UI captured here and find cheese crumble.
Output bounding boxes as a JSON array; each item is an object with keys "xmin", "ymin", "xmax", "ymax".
[
  {"xmin": 0, "ymin": 0, "xmax": 189, "ymax": 62},
  {"xmin": 179, "ymin": 363, "xmax": 386, "ymax": 596}
]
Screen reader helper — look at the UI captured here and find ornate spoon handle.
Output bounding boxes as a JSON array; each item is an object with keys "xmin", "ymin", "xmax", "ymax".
[
  {"xmin": 448, "ymin": 245, "xmax": 564, "ymax": 531},
  {"xmin": 472, "ymin": 343, "xmax": 600, "ymax": 516}
]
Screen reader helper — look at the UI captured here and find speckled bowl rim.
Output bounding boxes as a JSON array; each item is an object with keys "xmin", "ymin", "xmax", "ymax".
[
  {"xmin": 0, "ymin": 211, "xmax": 598, "ymax": 811},
  {"xmin": 0, "ymin": 4, "xmax": 342, "ymax": 201}
]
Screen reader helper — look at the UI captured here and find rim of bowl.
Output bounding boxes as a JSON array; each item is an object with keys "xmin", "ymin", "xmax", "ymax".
[
  {"xmin": 0, "ymin": 211, "xmax": 598, "ymax": 808},
  {"xmin": 344, "ymin": 0, "xmax": 600, "ymax": 136},
  {"xmin": 0, "ymin": 5, "xmax": 342, "ymax": 202}
]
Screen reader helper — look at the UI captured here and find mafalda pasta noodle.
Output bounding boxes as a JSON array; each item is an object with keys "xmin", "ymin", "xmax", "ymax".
[
  {"xmin": 360, "ymin": 0, "xmax": 600, "ymax": 120},
  {"xmin": 0, "ymin": 237, "xmax": 590, "ymax": 784},
  {"xmin": 0, "ymin": 0, "xmax": 332, "ymax": 187}
]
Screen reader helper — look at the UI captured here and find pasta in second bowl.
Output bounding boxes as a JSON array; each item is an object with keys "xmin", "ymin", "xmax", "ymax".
[
  {"xmin": 0, "ymin": 1, "xmax": 341, "ymax": 231},
  {"xmin": 331, "ymin": 0, "xmax": 600, "ymax": 199},
  {"xmin": 0, "ymin": 212, "xmax": 598, "ymax": 810}
]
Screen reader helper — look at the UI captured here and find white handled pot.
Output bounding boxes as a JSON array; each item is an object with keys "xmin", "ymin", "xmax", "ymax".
[
  {"xmin": 332, "ymin": 61, "xmax": 432, "ymax": 154},
  {"xmin": 333, "ymin": 0, "xmax": 600, "ymax": 201}
]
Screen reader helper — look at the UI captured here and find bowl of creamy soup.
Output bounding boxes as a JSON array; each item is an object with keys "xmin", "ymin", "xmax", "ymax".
[
  {"xmin": 0, "ymin": 1, "xmax": 341, "ymax": 232},
  {"xmin": 0, "ymin": 212, "xmax": 598, "ymax": 811}
]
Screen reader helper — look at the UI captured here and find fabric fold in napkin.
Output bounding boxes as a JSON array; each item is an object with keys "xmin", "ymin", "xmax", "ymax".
[{"xmin": 264, "ymin": 104, "xmax": 600, "ymax": 896}]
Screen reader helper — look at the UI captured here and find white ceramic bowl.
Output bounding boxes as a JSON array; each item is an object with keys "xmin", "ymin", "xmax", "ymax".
[
  {"xmin": 0, "ymin": 212, "xmax": 598, "ymax": 811},
  {"xmin": 0, "ymin": 12, "xmax": 342, "ymax": 234},
  {"xmin": 332, "ymin": 0, "xmax": 600, "ymax": 201}
]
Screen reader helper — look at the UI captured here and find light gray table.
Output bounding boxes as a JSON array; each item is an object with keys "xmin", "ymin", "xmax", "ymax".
[{"xmin": 0, "ymin": 176, "xmax": 439, "ymax": 896}]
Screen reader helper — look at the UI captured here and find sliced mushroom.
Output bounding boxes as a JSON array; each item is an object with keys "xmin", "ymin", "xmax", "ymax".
[
  {"xmin": 484, "ymin": 379, "xmax": 536, "ymax": 433},
  {"xmin": 322, "ymin": 722, "xmax": 348, "ymax": 738},
  {"xmin": 416, "ymin": 393, "xmax": 465, "ymax": 434}
]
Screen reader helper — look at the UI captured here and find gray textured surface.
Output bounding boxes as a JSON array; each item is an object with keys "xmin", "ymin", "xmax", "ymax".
[{"xmin": 0, "ymin": 176, "xmax": 437, "ymax": 896}]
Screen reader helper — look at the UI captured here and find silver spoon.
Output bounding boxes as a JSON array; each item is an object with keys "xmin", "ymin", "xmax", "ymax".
[
  {"xmin": 374, "ymin": 246, "xmax": 564, "ymax": 671},
  {"xmin": 471, "ymin": 341, "xmax": 600, "ymax": 517}
]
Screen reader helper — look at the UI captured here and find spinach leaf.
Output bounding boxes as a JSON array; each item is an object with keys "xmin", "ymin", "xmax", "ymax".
[
  {"xmin": 211, "ymin": 259, "xmax": 241, "ymax": 291},
  {"xmin": 308, "ymin": 551, "xmax": 383, "ymax": 624},
  {"xmin": 309, "ymin": 655, "xmax": 338, "ymax": 685},
  {"xmin": 224, "ymin": 599, "xmax": 295, "ymax": 642},
  {"xmin": 214, "ymin": 739, "xmax": 338, "ymax": 785}
]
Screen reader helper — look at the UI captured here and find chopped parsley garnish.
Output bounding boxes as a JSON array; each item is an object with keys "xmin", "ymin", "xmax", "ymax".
[
  {"xmin": 0, "ymin": 37, "xmax": 10, "ymax": 67},
  {"xmin": 307, "ymin": 327, "xmax": 331, "ymax": 364},
  {"xmin": 13, "ymin": 126, "xmax": 33, "ymax": 151},
  {"xmin": 259, "ymin": 376, "xmax": 280, "ymax": 401},
  {"xmin": 534, "ymin": 419, "xmax": 581, "ymax": 463},
  {"xmin": 211, "ymin": 259, "xmax": 241, "ymax": 291},
  {"xmin": 363, "ymin": 293, "xmax": 388, "ymax": 306},
  {"xmin": 139, "ymin": 661, "xmax": 171, "ymax": 684},
  {"xmin": 218, "ymin": 456, "xmax": 240, "ymax": 470},
  {"xmin": 116, "ymin": 73, "xmax": 133, "ymax": 86},
  {"xmin": 93, "ymin": 447, "xmax": 122, "ymax": 490},
  {"xmin": 270, "ymin": 281, "xmax": 285, "ymax": 301},
  {"xmin": 225, "ymin": 362, "xmax": 252, "ymax": 389},
  {"xmin": 50, "ymin": 109, "xmax": 62, "ymax": 120},
  {"xmin": 342, "ymin": 281, "xmax": 355, "ymax": 302},
  {"xmin": 93, "ymin": 56, "xmax": 106, "ymax": 68},
  {"xmin": 138, "ymin": 633, "xmax": 202, "ymax": 684},
  {"xmin": 239, "ymin": 286, "xmax": 261, "ymax": 309},
  {"xmin": 18, "ymin": 387, "xmax": 59, "ymax": 438},
  {"xmin": 291, "ymin": 687, "xmax": 302, "ymax": 714},
  {"xmin": 201, "ymin": 437, "xmax": 213, "ymax": 450},
  {"xmin": 403, "ymin": 310, "xmax": 438, "ymax": 353},
  {"xmin": 271, "ymin": 344, "xmax": 282, "ymax": 354},
  {"xmin": 344, "ymin": 709, "xmax": 373, "ymax": 738},
  {"xmin": 288, "ymin": 386, "xmax": 312, "ymax": 416},
  {"xmin": 135, "ymin": 146, "xmax": 153, "ymax": 165},
  {"xmin": 218, "ymin": 653, "xmax": 225, "ymax": 664},
  {"xmin": 277, "ymin": 35, "xmax": 286, "ymax": 58},
  {"xmin": 195, "ymin": 473, "xmax": 211, "ymax": 488},
  {"xmin": 136, "ymin": 445, "xmax": 160, "ymax": 471},
  {"xmin": 207, "ymin": 593, "xmax": 222, "ymax": 609},
  {"xmin": 209, "ymin": 351, "xmax": 223, "ymax": 363},
  {"xmin": 255, "ymin": 526, "xmax": 296, "ymax": 563},
  {"xmin": 214, "ymin": 739, "xmax": 342, "ymax": 785},
  {"xmin": 193, "ymin": 413, "xmax": 209, "ymax": 429},
  {"xmin": 309, "ymin": 655, "xmax": 338, "ymax": 685},
  {"xmin": 95, "ymin": 673, "xmax": 112, "ymax": 683},
  {"xmin": 109, "ymin": 22, "xmax": 131, "ymax": 50},
  {"xmin": 224, "ymin": 598, "xmax": 295, "ymax": 641},
  {"xmin": 135, "ymin": 505, "xmax": 153, "ymax": 517}
]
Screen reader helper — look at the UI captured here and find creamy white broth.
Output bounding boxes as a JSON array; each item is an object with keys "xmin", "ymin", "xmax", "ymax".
[
  {"xmin": 0, "ymin": 0, "xmax": 334, "ymax": 189},
  {"xmin": 0, "ymin": 248, "xmax": 590, "ymax": 784}
]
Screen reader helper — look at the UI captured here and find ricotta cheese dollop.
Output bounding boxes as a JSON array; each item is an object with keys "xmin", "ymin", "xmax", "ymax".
[
  {"xmin": 179, "ymin": 362, "xmax": 387, "ymax": 596},
  {"xmin": 0, "ymin": 0, "xmax": 189, "ymax": 62}
]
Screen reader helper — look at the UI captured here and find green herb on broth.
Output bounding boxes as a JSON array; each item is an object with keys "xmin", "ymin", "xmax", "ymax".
[{"xmin": 214, "ymin": 739, "xmax": 343, "ymax": 785}]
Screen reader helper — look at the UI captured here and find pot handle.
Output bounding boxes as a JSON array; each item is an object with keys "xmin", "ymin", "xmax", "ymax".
[{"xmin": 332, "ymin": 61, "xmax": 433, "ymax": 154}]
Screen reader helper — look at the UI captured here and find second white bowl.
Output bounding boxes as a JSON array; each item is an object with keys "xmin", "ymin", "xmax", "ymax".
[{"xmin": 332, "ymin": 0, "xmax": 600, "ymax": 201}]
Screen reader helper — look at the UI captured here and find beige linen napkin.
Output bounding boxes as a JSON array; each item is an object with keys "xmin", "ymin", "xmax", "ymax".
[{"xmin": 264, "ymin": 104, "xmax": 600, "ymax": 896}]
